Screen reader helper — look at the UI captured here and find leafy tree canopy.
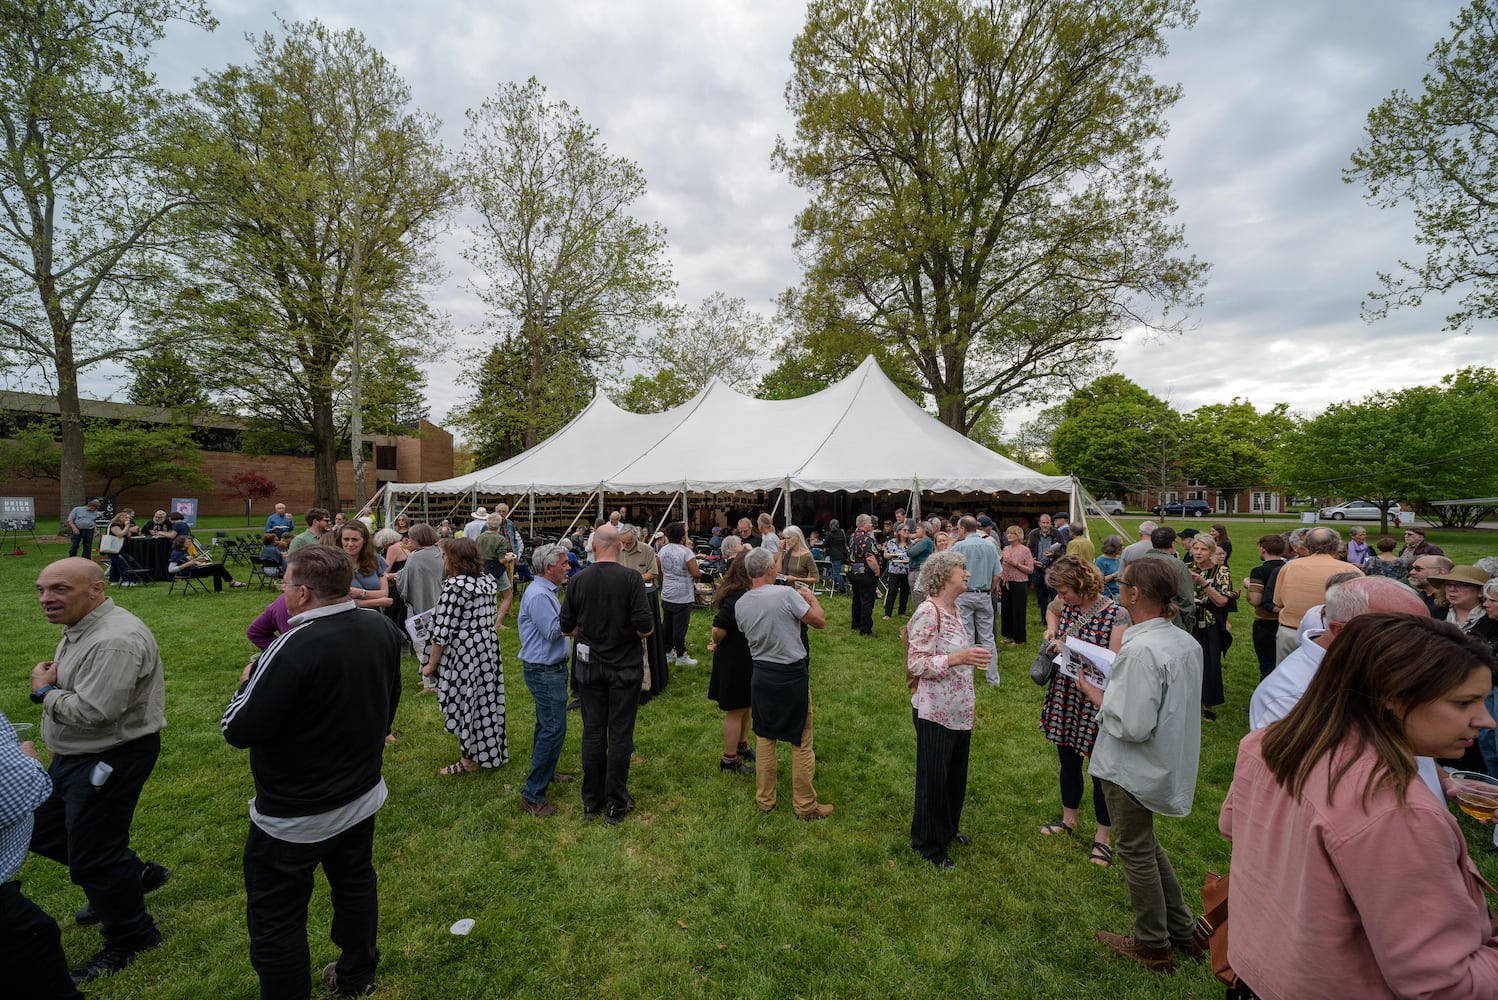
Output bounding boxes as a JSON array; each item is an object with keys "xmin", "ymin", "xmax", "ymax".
[
  {"xmin": 1347, "ymin": 0, "xmax": 1498, "ymax": 330},
  {"xmin": 774, "ymin": 0, "xmax": 1206, "ymax": 433}
]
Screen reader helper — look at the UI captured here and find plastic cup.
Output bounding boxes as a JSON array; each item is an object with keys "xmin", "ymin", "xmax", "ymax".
[
  {"xmin": 1450, "ymin": 770, "xmax": 1498, "ymax": 822},
  {"xmin": 12, "ymin": 722, "xmax": 33, "ymax": 738}
]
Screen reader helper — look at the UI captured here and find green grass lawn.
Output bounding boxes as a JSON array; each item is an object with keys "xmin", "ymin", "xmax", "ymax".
[{"xmin": 5, "ymin": 521, "xmax": 1497, "ymax": 999}]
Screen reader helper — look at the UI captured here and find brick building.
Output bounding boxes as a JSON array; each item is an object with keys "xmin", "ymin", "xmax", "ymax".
[
  {"xmin": 1131, "ymin": 480, "xmax": 1282, "ymax": 516},
  {"xmin": 0, "ymin": 390, "xmax": 453, "ymax": 521}
]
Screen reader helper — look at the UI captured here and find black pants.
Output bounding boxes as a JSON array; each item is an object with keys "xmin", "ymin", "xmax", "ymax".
[
  {"xmin": 1000, "ymin": 581, "xmax": 1029, "ymax": 643},
  {"xmin": 662, "ymin": 600, "xmax": 692, "ymax": 658},
  {"xmin": 883, "ymin": 573, "xmax": 911, "ymax": 616},
  {"xmin": 0, "ymin": 880, "xmax": 83, "ymax": 999},
  {"xmin": 1057, "ymin": 744, "xmax": 1111, "ymax": 826},
  {"xmin": 29, "ymin": 733, "xmax": 160, "ymax": 950},
  {"xmin": 850, "ymin": 572, "xmax": 878, "ymax": 633},
  {"xmin": 910, "ymin": 710, "xmax": 971, "ymax": 861},
  {"xmin": 578, "ymin": 674, "xmax": 641, "ymax": 811},
  {"xmin": 1251, "ymin": 618, "xmax": 1279, "ymax": 680},
  {"xmin": 1032, "ymin": 571, "xmax": 1055, "ymax": 618},
  {"xmin": 243, "ymin": 815, "xmax": 379, "ymax": 1000},
  {"xmin": 183, "ymin": 563, "xmax": 239, "ymax": 591}
]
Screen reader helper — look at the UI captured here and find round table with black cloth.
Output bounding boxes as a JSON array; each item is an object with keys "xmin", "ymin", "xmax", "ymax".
[{"xmin": 123, "ymin": 536, "xmax": 173, "ymax": 580}]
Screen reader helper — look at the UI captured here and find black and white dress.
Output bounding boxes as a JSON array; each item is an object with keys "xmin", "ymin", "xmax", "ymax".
[{"xmin": 431, "ymin": 573, "xmax": 508, "ymax": 767}]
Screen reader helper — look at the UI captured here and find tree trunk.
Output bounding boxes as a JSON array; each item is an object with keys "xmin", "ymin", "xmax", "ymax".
[
  {"xmin": 311, "ymin": 397, "xmax": 341, "ymax": 512},
  {"xmin": 524, "ymin": 320, "xmax": 543, "ymax": 450},
  {"xmin": 49, "ymin": 302, "xmax": 87, "ymax": 514}
]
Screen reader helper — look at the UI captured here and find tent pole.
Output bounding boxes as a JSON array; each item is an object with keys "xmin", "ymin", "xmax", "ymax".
[
  {"xmin": 528, "ymin": 488, "xmax": 535, "ymax": 540},
  {"xmin": 681, "ymin": 483, "xmax": 688, "ymax": 533},
  {"xmin": 598, "ymin": 487, "xmax": 604, "ymax": 522},
  {"xmin": 784, "ymin": 477, "xmax": 792, "ymax": 527},
  {"xmin": 422, "ymin": 486, "xmax": 429, "ymax": 524}
]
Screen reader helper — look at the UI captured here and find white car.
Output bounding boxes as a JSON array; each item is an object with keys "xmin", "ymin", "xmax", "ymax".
[
  {"xmin": 1317, "ymin": 500, "xmax": 1399, "ymax": 521},
  {"xmin": 1085, "ymin": 499, "xmax": 1126, "ymax": 516}
]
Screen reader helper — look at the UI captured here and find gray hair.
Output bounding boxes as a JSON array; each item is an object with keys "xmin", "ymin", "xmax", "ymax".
[
  {"xmin": 372, "ymin": 527, "xmax": 402, "ymax": 550},
  {"xmin": 1287, "ymin": 527, "xmax": 1310, "ymax": 547},
  {"xmin": 1483, "ymin": 577, "xmax": 1498, "ymax": 602},
  {"xmin": 918, "ymin": 549, "xmax": 965, "ymax": 596},
  {"xmin": 744, "ymin": 547, "xmax": 777, "ymax": 578},
  {"xmin": 619, "ymin": 524, "xmax": 639, "ymax": 540},
  {"xmin": 486, "ymin": 513, "xmax": 502, "ymax": 530},
  {"xmin": 856, "ymin": 513, "xmax": 873, "ymax": 528},
  {"xmin": 1138, "ymin": 520, "xmax": 1158, "ymax": 537},
  {"xmin": 532, "ymin": 543, "xmax": 568, "ymax": 573},
  {"xmin": 1326, "ymin": 576, "xmax": 1429, "ymax": 623},
  {"xmin": 720, "ymin": 535, "xmax": 744, "ymax": 558},
  {"xmin": 782, "ymin": 525, "xmax": 807, "ymax": 552},
  {"xmin": 1473, "ymin": 556, "xmax": 1498, "ymax": 579}
]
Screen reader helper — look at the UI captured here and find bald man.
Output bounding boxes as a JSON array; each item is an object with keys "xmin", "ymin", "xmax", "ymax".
[
  {"xmin": 27, "ymin": 558, "xmax": 169, "ymax": 986},
  {"xmin": 1250, "ymin": 576, "xmax": 1427, "ymax": 730}
]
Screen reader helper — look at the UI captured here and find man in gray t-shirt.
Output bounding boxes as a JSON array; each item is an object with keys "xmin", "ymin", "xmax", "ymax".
[
  {"xmin": 67, "ymin": 499, "xmax": 103, "ymax": 558},
  {"xmin": 735, "ymin": 548, "xmax": 831, "ymax": 821}
]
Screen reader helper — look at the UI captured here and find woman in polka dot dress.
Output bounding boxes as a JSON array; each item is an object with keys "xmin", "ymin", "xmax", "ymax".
[{"xmin": 424, "ymin": 537, "xmax": 508, "ymax": 774}]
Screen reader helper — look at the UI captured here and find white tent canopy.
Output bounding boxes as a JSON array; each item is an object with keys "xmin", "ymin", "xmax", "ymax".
[{"xmin": 388, "ymin": 356, "xmax": 1071, "ymax": 498}]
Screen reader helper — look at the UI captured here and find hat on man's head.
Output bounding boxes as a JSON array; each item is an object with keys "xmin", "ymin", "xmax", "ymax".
[
  {"xmin": 470, "ymin": 507, "xmax": 488, "ymax": 519},
  {"xmin": 1054, "ymin": 512, "xmax": 1069, "ymax": 521},
  {"xmin": 977, "ymin": 515, "xmax": 994, "ymax": 528},
  {"xmin": 1404, "ymin": 525, "xmax": 1427, "ymax": 536},
  {"xmin": 1428, "ymin": 565, "xmax": 1490, "ymax": 588}
]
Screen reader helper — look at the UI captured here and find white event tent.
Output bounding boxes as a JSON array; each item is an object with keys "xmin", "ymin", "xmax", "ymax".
[{"xmin": 384, "ymin": 356, "xmax": 1073, "ymax": 526}]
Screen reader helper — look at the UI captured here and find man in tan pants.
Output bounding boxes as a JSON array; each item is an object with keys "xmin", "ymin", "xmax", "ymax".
[{"xmin": 735, "ymin": 548, "xmax": 832, "ymax": 820}]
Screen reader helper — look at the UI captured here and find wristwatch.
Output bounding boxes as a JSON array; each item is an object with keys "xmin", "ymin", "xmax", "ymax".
[{"xmin": 30, "ymin": 684, "xmax": 55, "ymax": 704}]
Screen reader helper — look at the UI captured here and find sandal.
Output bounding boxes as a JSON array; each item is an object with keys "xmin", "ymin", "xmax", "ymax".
[
  {"xmin": 1089, "ymin": 841, "xmax": 1114, "ymax": 867},
  {"xmin": 1039, "ymin": 819, "xmax": 1076, "ymax": 837},
  {"xmin": 438, "ymin": 760, "xmax": 475, "ymax": 776}
]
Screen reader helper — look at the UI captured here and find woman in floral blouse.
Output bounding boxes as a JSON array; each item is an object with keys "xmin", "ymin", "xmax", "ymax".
[
  {"xmin": 905, "ymin": 550, "xmax": 991, "ymax": 870},
  {"xmin": 1188, "ymin": 534, "xmax": 1238, "ymax": 721}
]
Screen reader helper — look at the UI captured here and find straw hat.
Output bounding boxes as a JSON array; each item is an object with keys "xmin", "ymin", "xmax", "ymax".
[
  {"xmin": 1428, "ymin": 566, "xmax": 1490, "ymax": 588},
  {"xmin": 470, "ymin": 507, "xmax": 489, "ymax": 519}
]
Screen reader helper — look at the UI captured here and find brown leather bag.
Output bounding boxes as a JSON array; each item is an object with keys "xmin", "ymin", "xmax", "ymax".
[{"xmin": 1194, "ymin": 871, "xmax": 1237, "ymax": 988}]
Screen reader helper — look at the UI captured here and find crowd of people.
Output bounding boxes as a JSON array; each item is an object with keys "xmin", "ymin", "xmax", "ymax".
[{"xmin": 9, "ymin": 500, "xmax": 1498, "ymax": 997}]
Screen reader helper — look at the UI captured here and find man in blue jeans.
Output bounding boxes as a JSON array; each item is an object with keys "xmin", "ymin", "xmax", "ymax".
[{"xmin": 517, "ymin": 544, "xmax": 574, "ymax": 818}]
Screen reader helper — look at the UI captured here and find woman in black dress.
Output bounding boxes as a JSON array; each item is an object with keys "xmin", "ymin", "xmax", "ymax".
[{"xmin": 707, "ymin": 538, "xmax": 755, "ymax": 774}]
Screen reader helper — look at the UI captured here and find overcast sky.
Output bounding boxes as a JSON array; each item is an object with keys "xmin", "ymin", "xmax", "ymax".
[{"xmin": 128, "ymin": 0, "xmax": 1495, "ymax": 436}]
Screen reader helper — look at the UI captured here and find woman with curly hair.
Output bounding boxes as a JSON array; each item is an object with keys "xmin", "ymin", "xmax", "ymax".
[
  {"xmin": 425, "ymin": 538, "xmax": 507, "ymax": 775},
  {"xmin": 1037, "ymin": 555, "xmax": 1127, "ymax": 867}
]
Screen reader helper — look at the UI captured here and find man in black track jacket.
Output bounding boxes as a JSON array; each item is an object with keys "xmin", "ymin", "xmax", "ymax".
[{"xmin": 222, "ymin": 545, "xmax": 403, "ymax": 1000}]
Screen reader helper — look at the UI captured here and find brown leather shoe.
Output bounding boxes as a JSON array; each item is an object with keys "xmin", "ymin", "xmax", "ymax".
[
  {"xmin": 520, "ymin": 798, "xmax": 557, "ymax": 819},
  {"xmin": 1096, "ymin": 930, "xmax": 1174, "ymax": 974},
  {"xmin": 1172, "ymin": 936, "xmax": 1207, "ymax": 964},
  {"xmin": 550, "ymin": 773, "xmax": 575, "ymax": 784},
  {"xmin": 795, "ymin": 803, "xmax": 835, "ymax": 821}
]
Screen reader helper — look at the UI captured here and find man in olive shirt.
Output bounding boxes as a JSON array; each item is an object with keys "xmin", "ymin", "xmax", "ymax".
[
  {"xmin": 288, "ymin": 507, "xmax": 331, "ymax": 552},
  {"xmin": 27, "ymin": 558, "xmax": 168, "ymax": 985},
  {"xmin": 617, "ymin": 526, "xmax": 668, "ymax": 695}
]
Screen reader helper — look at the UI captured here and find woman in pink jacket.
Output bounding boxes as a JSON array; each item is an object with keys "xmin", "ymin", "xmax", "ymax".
[{"xmin": 1221, "ymin": 613, "xmax": 1498, "ymax": 999}]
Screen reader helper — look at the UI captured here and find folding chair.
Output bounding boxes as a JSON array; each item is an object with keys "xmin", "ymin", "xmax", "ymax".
[
  {"xmin": 253, "ymin": 557, "xmax": 282, "ymax": 592},
  {"xmin": 168, "ymin": 567, "xmax": 210, "ymax": 596},
  {"xmin": 814, "ymin": 559, "xmax": 834, "ymax": 596},
  {"xmin": 115, "ymin": 554, "xmax": 156, "ymax": 588},
  {"xmin": 221, "ymin": 539, "xmax": 252, "ymax": 567}
]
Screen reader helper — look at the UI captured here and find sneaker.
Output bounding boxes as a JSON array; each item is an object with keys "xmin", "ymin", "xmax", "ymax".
[
  {"xmin": 604, "ymin": 799, "xmax": 636, "ymax": 825},
  {"xmin": 737, "ymin": 745, "xmax": 756, "ymax": 762},
  {"xmin": 77, "ymin": 861, "xmax": 172, "ymax": 925},
  {"xmin": 720, "ymin": 756, "xmax": 753, "ymax": 774},
  {"xmin": 1095, "ymin": 930, "xmax": 1174, "ymax": 974},
  {"xmin": 675, "ymin": 654, "xmax": 698, "ymax": 666},
  {"xmin": 582, "ymin": 805, "xmax": 603, "ymax": 821},
  {"xmin": 70, "ymin": 929, "xmax": 162, "ymax": 985},
  {"xmin": 322, "ymin": 961, "xmax": 377, "ymax": 997}
]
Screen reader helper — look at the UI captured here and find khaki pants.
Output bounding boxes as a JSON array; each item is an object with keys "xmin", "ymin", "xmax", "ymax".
[
  {"xmin": 756, "ymin": 701, "xmax": 818, "ymax": 816},
  {"xmin": 1275, "ymin": 624, "xmax": 1299, "ymax": 665}
]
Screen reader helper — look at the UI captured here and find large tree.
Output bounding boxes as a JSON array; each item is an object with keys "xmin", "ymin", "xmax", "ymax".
[
  {"xmin": 1050, "ymin": 374, "xmax": 1181, "ymax": 497},
  {"xmin": 1347, "ymin": 0, "xmax": 1498, "ymax": 330},
  {"xmin": 774, "ymin": 0, "xmax": 1206, "ymax": 432},
  {"xmin": 447, "ymin": 338, "xmax": 594, "ymax": 468},
  {"xmin": 1275, "ymin": 367, "xmax": 1498, "ymax": 531},
  {"xmin": 165, "ymin": 19, "xmax": 452, "ymax": 510},
  {"xmin": 457, "ymin": 77, "xmax": 674, "ymax": 450},
  {"xmin": 0, "ymin": 0, "xmax": 213, "ymax": 511},
  {"xmin": 1178, "ymin": 399, "xmax": 1293, "ymax": 512},
  {"xmin": 621, "ymin": 292, "xmax": 775, "ymax": 412}
]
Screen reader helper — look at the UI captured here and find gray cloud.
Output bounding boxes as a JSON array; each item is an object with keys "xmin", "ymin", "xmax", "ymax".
[{"xmin": 114, "ymin": 0, "xmax": 1495, "ymax": 437}]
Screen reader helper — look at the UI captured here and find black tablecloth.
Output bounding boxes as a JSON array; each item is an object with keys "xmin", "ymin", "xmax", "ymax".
[{"xmin": 123, "ymin": 536, "xmax": 173, "ymax": 581}]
